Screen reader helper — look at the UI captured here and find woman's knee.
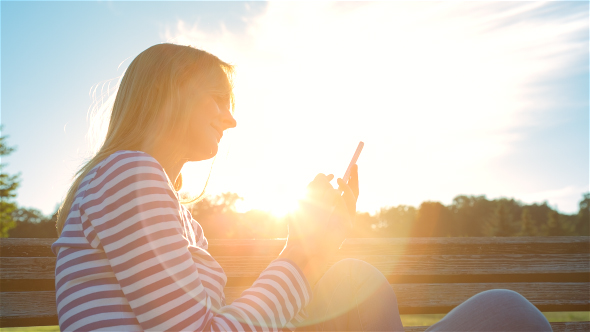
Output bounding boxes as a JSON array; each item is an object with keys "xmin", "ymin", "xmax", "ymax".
[
  {"xmin": 472, "ymin": 289, "xmax": 529, "ymax": 305},
  {"xmin": 324, "ymin": 258, "xmax": 364, "ymax": 277},
  {"xmin": 326, "ymin": 258, "xmax": 394, "ymax": 298},
  {"xmin": 468, "ymin": 289, "xmax": 552, "ymax": 331},
  {"xmin": 328, "ymin": 258, "xmax": 387, "ymax": 283}
]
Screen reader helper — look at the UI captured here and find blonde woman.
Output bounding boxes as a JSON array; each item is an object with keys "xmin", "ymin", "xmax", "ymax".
[{"xmin": 53, "ymin": 44, "xmax": 551, "ymax": 332}]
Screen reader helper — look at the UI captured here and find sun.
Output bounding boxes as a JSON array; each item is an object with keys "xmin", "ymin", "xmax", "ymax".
[
  {"xmin": 266, "ymin": 196, "xmax": 300, "ymax": 218},
  {"xmin": 239, "ymin": 189, "xmax": 302, "ymax": 218}
]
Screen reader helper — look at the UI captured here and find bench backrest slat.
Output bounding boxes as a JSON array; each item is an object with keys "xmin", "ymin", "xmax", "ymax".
[
  {"xmin": 4, "ymin": 254, "xmax": 587, "ymax": 283},
  {"xmin": 3, "ymin": 237, "xmax": 589, "ymax": 256},
  {"xmin": 1, "ymin": 237, "xmax": 588, "ymax": 329}
]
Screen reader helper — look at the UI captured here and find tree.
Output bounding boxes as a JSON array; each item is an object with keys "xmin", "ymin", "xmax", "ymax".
[
  {"xmin": 519, "ymin": 208, "xmax": 538, "ymax": 236},
  {"xmin": 543, "ymin": 209, "xmax": 564, "ymax": 236},
  {"xmin": 371, "ymin": 205, "xmax": 416, "ymax": 238},
  {"xmin": 413, "ymin": 201, "xmax": 452, "ymax": 237},
  {"xmin": 187, "ymin": 192, "xmax": 245, "ymax": 239},
  {"xmin": 8, "ymin": 208, "xmax": 57, "ymax": 238},
  {"xmin": 189, "ymin": 192, "xmax": 243, "ymax": 219},
  {"xmin": 484, "ymin": 200, "xmax": 517, "ymax": 237},
  {"xmin": 522, "ymin": 202, "xmax": 552, "ymax": 234},
  {"xmin": 0, "ymin": 129, "xmax": 20, "ymax": 237},
  {"xmin": 350, "ymin": 211, "xmax": 377, "ymax": 237},
  {"xmin": 576, "ymin": 193, "xmax": 589, "ymax": 236},
  {"xmin": 450, "ymin": 195, "xmax": 495, "ymax": 237}
]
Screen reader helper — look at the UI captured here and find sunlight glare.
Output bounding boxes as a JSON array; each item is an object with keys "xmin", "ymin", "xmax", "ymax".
[{"xmin": 167, "ymin": 2, "xmax": 587, "ymax": 213}]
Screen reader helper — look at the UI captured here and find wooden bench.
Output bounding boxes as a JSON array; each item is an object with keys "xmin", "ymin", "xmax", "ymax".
[{"xmin": 1, "ymin": 237, "xmax": 588, "ymax": 331}]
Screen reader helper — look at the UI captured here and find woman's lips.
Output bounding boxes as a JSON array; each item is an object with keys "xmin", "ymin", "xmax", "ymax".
[{"xmin": 211, "ymin": 125, "xmax": 223, "ymax": 141}]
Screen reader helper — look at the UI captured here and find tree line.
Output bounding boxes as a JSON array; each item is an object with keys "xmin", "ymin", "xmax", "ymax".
[
  {"xmin": 187, "ymin": 192, "xmax": 590, "ymax": 239},
  {"xmin": 1, "ymin": 131, "xmax": 589, "ymax": 238},
  {"xmin": 5, "ymin": 191, "xmax": 588, "ymax": 239}
]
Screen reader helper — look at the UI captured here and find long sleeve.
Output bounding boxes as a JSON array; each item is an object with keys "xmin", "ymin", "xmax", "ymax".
[{"xmin": 78, "ymin": 151, "xmax": 311, "ymax": 331}]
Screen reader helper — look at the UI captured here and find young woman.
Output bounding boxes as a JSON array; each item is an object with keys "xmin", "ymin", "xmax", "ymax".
[{"xmin": 53, "ymin": 44, "xmax": 552, "ymax": 332}]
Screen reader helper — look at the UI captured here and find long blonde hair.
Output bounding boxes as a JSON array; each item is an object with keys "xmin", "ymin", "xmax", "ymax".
[{"xmin": 56, "ymin": 44, "xmax": 234, "ymax": 235}]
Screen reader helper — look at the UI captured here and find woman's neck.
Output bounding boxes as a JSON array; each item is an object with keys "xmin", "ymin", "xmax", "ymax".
[
  {"xmin": 159, "ymin": 156, "xmax": 185, "ymax": 186},
  {"xmin": 139, "ymin": 140, "xmax": 185, "ymax": 186}
]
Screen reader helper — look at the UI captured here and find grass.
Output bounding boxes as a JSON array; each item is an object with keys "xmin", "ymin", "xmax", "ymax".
[
  {"xmin": 399, "ymin": 312, "xmax": 590, "ymax": 327},
  {"xmin": 400, "ymin": 313, "xmax": 447, "ymax": 326},
  {"xmin": 0, "ymin": 327, "xmax": 60, "ymax": 332},
  {"xmin": 1, "ymin": 312, "xmax": 588, "ymax": 331},
  {"xmin": 542, "ymin": 311, "xmax": 590, "ymax": 322}
]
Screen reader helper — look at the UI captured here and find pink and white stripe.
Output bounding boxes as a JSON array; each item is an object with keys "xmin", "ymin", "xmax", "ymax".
[{"xmin": 53, "ymin": 150, "xmax": 311, "ymax": 331}]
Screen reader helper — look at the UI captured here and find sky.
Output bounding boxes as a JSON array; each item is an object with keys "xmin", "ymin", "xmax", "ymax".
[{"xmin": 1, "ymin": 1, "xmax": 588, "ymax": 217}]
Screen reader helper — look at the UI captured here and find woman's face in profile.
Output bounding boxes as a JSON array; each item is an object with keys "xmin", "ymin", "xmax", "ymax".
[{"xmin": 179, "ymin": 80, "xmax": 236, "ymax": 161}]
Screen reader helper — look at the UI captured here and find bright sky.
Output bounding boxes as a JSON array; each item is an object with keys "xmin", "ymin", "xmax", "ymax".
[{"xmin": 2, "ymin": 2, "xmax": 588, "ymax": 217}]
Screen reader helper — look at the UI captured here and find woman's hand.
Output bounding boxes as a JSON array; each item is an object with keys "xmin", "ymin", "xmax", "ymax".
[{"xmin": 280, "ymin": 165, "xmax": 359, "ymax": 285}]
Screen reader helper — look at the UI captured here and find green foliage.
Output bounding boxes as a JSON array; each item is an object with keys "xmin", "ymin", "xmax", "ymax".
[
  {"xmin": 449, "ymin": 195, "xmax": 495, "ymax": 237},
  {"xmin": 414, "ymin": 201, "xmax": 453, "ymax": 237},
  {"xmin": 482, "ymin": 199, "xmax": 518, "ymax": 237},
  {"xmin": 187, "ymin": 192, "xmax": 288, "ymax": 239},
  {"xmin": 576, "ymin": 193, "xmax": 589, "ymax": 236},
  {"xmin": 7, "ymin": 208, "xmax": 57, "ymax": 238},
  {"xmin": 364, "ymin": 205, "xmax": 415, "ymax": 238},
  {"xmin": 350, "ymin": 194, "xmax": 587, "ymax": 238},
  {"xmin": 11, "ymin": 192, "xmax": 587, "ymax": 239},
  {"xmin": 0, "ymin": 129, "xmax": 20, "ymax": 237},
  {"xmin": 543, "ymin": 210, "xmax": 564, "ymax": 236},
  {"xmin": 519, "ymin": 208, "xmax": 538, "ymax": 236},
  {"xmin": 0, "ymin": 202, "xmax": 17, "ymax": 237},
  {"xmin": 3, "ymin": 150, "xmax": 587, "ymax": 240}
]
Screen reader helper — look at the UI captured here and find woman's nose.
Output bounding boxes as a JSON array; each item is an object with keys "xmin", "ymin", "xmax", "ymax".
[{"xmin": 222, "ymin": 112, "xmax": 237, "ymax": 129}]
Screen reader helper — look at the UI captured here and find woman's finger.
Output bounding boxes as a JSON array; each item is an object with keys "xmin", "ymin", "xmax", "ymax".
[
  {"xmin": 311, "ymin": 173, "xmax": 335, "ymax": 194},
  {"xmin": 303, "ymin": 173, "xmax": 338, "ymax": 212},
  {"xmin": 348, "ymin": 164, "xmax": 359, "ymax": 200},
  {"xmin": 312, "ymin": 173, "xmax": 333, "ymax": 182},
  {"xmin": 337, "ymin": 178, "xmax": 357, "ymax": 221},
  {"xmin": 308, "ymin": 173, "xmax": 334, "ymax": 191}
]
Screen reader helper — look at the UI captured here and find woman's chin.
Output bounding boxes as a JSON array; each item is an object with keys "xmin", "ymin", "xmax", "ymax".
[
  {"xmin": 190, "ymin": 145, "xmax": 218, "ymax": 161},
  {"xmin": 210, "ymin": 143, "xmax": 219, "ymax": 157}
]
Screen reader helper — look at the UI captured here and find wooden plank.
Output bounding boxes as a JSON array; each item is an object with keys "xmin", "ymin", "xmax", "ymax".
[
  {"xmin": 2, "ymin": 237, "xmax": 588, "ymax": 257},
  {"xmin": 1, "ymin": 289, "xmax": 588, "ymax": 328},
  {"xmin": 0, "ymin": 238, "xmax": 55, "ymax": 257},
  {"xmin": 2, "ymin": 254, "xmax": 588, "ymax": 281},
  {"xmin": 0, "ymin": 291, "xmax": 58, "ymax": 327},
  {"xmin": 208, "ymin": 237, "xmax": 590, "ymax": 256},
  {"xmin": 392, "ymin": 283, "xmax": 590, "ymax": 310},
  {"xmin": 218, "ymin": 254, "xmax": 590, "ymax": 282},
  {"xmin": 0, "ymin": 279, "xmax": 55, "ymax": 292},
  {"xmin": 0, "ymin": 257, "xmax": 57, "ymax": 279},
  {"xmin": 551, "ymin": 321, "xmax": 590, "ymax": 332},
  {"xmin": 344, "ymin": 254, "xmax": 590, "ymax": 278},
  {"xmin": 340, "ymin": 237, "xmax": 590, "ymax": 256},
  {"xmin": 224, "ymin": 282, "xmax": 590, "ymax": 313}
]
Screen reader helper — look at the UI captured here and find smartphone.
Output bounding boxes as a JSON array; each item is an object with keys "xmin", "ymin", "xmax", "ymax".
[
  {"xmin": 342, "ymin": 141, "xmax": 364, "ymax": 185},
  {"xmin": 333, "ymin": 141, "xmax": 364, "ymax": 228}
]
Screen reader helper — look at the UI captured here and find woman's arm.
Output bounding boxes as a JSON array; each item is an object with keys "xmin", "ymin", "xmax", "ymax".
[
  {"xmin": 279, "ymin": 171, "xmax": 359, "ymax": 288},
  {"xmin": 278, "ymin": 243, "xmax": 325, "ymax": 288},
  {"xmin": 81, "ymin": 152, "xmax": 310, "ymax": 331}
]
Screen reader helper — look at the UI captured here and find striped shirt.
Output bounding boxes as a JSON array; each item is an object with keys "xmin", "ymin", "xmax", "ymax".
[{"xmin": 52, "ymin": 150, "xmax": 311, "ymax": 331}]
